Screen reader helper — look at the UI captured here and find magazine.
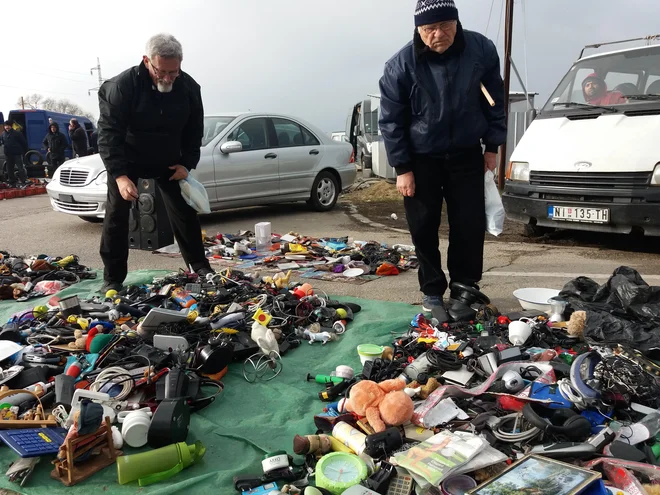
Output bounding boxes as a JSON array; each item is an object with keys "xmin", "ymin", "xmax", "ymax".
[{"xmin": 393, "ymin": 430, "xmax": 485, "ymax": 486}]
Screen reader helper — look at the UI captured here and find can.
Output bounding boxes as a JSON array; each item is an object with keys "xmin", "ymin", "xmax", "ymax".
[{"xmin": 332, "ymin": 421, "xmax": 366, "ymax": 455}]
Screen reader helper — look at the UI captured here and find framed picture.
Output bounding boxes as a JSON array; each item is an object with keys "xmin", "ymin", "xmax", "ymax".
[{"xmin": 468, "ymin": 455, "xmax": 601, "ymax": 495}]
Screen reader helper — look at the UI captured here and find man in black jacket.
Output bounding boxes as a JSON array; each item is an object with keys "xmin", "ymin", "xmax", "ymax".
[
  {"xmin": 1, "ymin": 120, "xmax": 28, "ymax": 186},
  {"xmin": 43, "ymin": 122, "xmax": 68, "ymax": 173},
  {"xmin": 97, "ymin": 33, "xmax": 212, "ymax": 292},
  {"xmin": 68, "ymin": 119, "xmax": 88, "ymax": 157},
  {"xmin": 379, "ymin": 0, "xmax": 506, "ymax": 321}
]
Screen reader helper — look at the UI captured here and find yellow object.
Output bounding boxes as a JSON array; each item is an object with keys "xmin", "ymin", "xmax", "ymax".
[
  {"xmin": 67, "ymin": 315, "xmax": 77, "ymax": 324},
  {"xmin": 105, "ymin": 289, "xmax": 118, "ymax": 299},
  {"xmin": 39, "ymin": 432, "xmax": 52, "ymax": 443},
  {"xmin": 336, "ymin": 308, "xmax": 347, "ymax": 319},
  {"xmin": 77, "ymin": 318, "xmax": 89, "ymax": 331},
  {"xmin": 216, "ymin": 327, "xmax": 239, "ymax": 334},
  {"xmin": 288, "ymin": 244, "xmax": 307, "ymax": 254},
  {"xmin": 33, "ymin": 306, "xmax": 48, "ymax": 318},
  {"xmin": 329, "ymin": 436, "xmax": 354, "ymax": 453},
  {"xmin": 187, "ymin": 310, "xmax": 199, "ymax": 323},
  {"xmin": 53, "ymin": 255, "xmax": 75, "ymax": 268},
  {"xmin": 252, "ymin": 308, "xmax": 272, "ymax": 326}
]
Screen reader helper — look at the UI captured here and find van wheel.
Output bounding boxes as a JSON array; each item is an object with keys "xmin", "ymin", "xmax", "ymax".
[
  {"xmin": 524, "ymin": 224, "xmax": 555, "ymax": 238},
  {"xmin": 25, "ymin": 150, "xmax": 43, "ymax": 167},
  {"xmin": 307, "ymin": 171, "xmax": 339, "ymax": 212},
  {"xmin": 79, "ymin": 216, "xmax": 104, "ymax": 223}
]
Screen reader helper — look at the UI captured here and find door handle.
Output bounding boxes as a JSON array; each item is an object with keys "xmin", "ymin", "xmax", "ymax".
[
  {"xmin": 309, "ymin": 149, "xmax": 320, "ymax": 155},
  {"xmin": 265, "ymin": 153, "xmax": 277, "ymax": 159}
]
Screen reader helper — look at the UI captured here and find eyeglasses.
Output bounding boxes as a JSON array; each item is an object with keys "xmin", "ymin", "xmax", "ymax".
[
  {"xmin": 421, "ymin": 21, "xmax": 457, "ymax": 35},
  {"xmin": 148, "ymin": 58, "xmax": 180, "ymax": 79}
]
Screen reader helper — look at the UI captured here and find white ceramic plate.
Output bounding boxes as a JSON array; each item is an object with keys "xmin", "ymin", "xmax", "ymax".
[{"xmin": 343, "ymin": 268, "xmax": 364, "ymax": 278}]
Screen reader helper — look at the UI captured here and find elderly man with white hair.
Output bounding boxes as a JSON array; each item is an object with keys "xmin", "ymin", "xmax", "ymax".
[{"xmin": 97, "ymin": 33, "xmax": 212, "ymax": 293}]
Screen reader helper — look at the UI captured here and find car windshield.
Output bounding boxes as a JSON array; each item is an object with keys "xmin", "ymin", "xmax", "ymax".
[
  {"xmin": 202, "ymin": 116, "xmax": 235, "ymax": 146},
  {"xmin": 542, "ymin": 45, "xmax": 660, "ymax": 114}
]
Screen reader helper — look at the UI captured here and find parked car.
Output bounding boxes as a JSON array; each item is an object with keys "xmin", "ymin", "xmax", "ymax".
[
  {"xmin": 46, "ymin": 112, "xmax": 356, "ymax": 222},
  {"xmin": 3, "ymin": 109, "xmax": 95, "ymax": 177},
  {"xmin": 503, "ymin": 40, "xmax": 660, "ymax": 237},
  {"xmin": 329, "ymin": 131, "xmax": 348, "ymax": 143}
]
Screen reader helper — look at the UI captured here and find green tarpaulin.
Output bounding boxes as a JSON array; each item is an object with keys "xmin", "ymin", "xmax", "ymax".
[{"xmin": 0, "ymin": 271, "xmax": 415, "ymax": 494}]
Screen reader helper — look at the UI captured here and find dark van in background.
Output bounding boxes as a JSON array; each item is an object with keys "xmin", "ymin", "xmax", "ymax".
[{"xmin": 3, "ymin": 109, "xmax": 96, "ymax": 177}]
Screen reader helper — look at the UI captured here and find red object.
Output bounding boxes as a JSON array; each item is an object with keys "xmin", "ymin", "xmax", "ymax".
[
  {"xmin": 15, "ymin": 189, "xmax": 25, "ymax": 198},
  {"xmin": 498, "ymin": 395, "xmax": 526, "ymax": 412},
  {"xmin": 583, "ymin": 72, "xmax": 627, "ymax": 105},
  {"xmin": 4, "ymin": 190, "xmax": 16, "ymax": 199},
  {"xmin": 85, "ymin": 327, "xmax": 100, "ymax": 352},
  {"xmin": 497, "ymin": 315, "xmax": 511, "ymax": 325},
  {"xmin": 0, "ymin": 191, "xmax": 4, "ymax": 200},
  {"xmin": 66, "ymin": 361, "xmax": 82, "ymax": 378}
]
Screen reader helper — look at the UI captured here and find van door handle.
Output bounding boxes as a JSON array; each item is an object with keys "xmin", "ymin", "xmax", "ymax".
[
  {"xmin": 264, "ymin": 153, "xmax": 277, "ymax": 159},
  {"xmin": 309, "ymin": 149, "xmax": 320, "ymax": 155}
]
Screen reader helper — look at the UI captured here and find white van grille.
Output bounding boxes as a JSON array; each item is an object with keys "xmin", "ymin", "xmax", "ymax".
[{"xmin": 530, "ymin": 171, "xmax": 651, "ymax": 189}]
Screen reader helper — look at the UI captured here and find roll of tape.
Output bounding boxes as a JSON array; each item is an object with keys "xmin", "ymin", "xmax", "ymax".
[{"xmin": 262, "ymin": 452, "xmax": 289, "ymax": 474}]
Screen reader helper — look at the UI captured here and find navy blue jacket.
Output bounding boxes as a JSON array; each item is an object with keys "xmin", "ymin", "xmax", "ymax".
[
  {"xmin": 0, "ymin": 129, "xmax": 28, "ymax": 156},
  {"xmin": 379, "ymin": 24, "xmax": 507, "ymax": 174}
]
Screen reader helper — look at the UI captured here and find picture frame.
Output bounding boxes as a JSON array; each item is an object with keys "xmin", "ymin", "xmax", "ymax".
[{"xmin": 468, "ymin": 454, "xmax": 601, "ymax": 495}]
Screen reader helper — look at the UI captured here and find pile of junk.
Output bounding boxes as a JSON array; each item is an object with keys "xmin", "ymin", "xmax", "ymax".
[
  {"xmin": 235, "ymin": 267, "xmax": 660, "ymax": 495},
  {"xmin": 0, "ymin": 260, "xmax": 360, "ymax": 488}
]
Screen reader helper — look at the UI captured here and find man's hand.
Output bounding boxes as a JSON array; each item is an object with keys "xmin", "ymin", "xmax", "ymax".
[
  {"xmin": 169, "ymin": 164, "xmax": 189, "ymax": 181},
  {"xmin": 397, "ymin": 171, "xmax": 415, "ymax": 197},
  {"xmin": 116, "ymin": 175, "xmax": 138, "ymax": 202},
  {"xmin": 484, "ymin": 152, "xmax": 497, "ymax": 172}
]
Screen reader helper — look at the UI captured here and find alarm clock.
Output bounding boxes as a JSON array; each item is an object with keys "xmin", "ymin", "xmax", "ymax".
[{"xmin": 315, "ymin": 452, "xmax": 368, "ymax": 495}]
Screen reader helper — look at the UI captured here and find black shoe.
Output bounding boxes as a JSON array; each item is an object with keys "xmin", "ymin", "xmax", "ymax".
[{"xmin": 100, "ymin": 281, "xmax": 123, "ymax": 294}]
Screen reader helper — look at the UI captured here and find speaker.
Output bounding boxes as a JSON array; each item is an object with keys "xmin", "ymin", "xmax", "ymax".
[{"xmin": 128, "ymin": 179, "xmax": 174, "ymax": 251}]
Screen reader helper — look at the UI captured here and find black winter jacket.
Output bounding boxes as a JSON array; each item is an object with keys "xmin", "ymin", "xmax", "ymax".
[
  {"xmin": 43, "ymin": 123, "xmax": 68, "ymax": 158},
  {"xmin": 97, "ymin": 61, "xmax": 204, "ymax": 179},
  {"xmin": 69, "ymin": 125, "xmax": 88, "ymax": 157},
  {"xmin": 0, "ymin": 129, "xmax": 28, "ymax": 156},
  {"xmin": 379, "ymin": 23, "xmax": 507, "ymax": 174}
]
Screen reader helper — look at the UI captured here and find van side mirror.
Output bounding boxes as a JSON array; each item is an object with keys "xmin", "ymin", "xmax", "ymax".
[{"xmin": 220, "ymin": 141, "xmax": 243, "ymax": 154}]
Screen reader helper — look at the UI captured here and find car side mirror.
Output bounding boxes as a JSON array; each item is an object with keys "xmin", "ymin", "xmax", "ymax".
[{"xmin": 220, "ymin": 141, "xmax": 243, "ymax": 154}]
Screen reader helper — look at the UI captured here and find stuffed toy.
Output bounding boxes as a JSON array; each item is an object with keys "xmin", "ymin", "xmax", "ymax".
[
  {"xmin": 567, "ymin": 311, "xmax": 587, "ymax": 340},
  {"xmin": 346, "ymin": 379, "xmax": 414, "ymax": 433},
  {"xmin": 406, "ymin": 377, "xmax": 441, "ymax": 399},
  {"xmin": 69, "ymin": 330, "xmax": 87, "ymax": 350},
  {"xmin": 293, "ymin": 434, "xmax": 332, "ymax": 455}
]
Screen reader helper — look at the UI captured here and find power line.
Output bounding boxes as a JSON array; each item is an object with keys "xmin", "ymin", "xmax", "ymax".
[
  {"xmin": 0, "ymin": 83, "xmax": 84, "ymax": 98},
  {"xmin": 13, "ymin": 70, "xmax": 90, "ymax": 84},
  {"xmin": 486, "ymin": 0, "xmax": 497, "ymax": 36},
  {"xmin": 496, "ymin": 0, "xmax": 506, "ymax": 50}
]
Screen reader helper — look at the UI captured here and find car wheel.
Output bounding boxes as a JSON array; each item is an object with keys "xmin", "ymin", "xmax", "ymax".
[
  {"xmin": 79, "ymin": 216, "xmax": 104, "ymax": 223},
  {"xmin": 308, "ymin": 171, "xmax": 339, "ymax": 212},
  {"xmin": 524, "ymin": 224, "xmax": 555, "ymax": 238},
  {"xmin": 25, "ymin": 150, "xmax": 44, "ymax": 167}
]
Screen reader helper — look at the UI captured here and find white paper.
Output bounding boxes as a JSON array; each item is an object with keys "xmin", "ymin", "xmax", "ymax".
[
  {"xmin": 277, "ymin": 262, "xmax": 300, "ymax": 270},
  {"xmin": 280, "ymin": 234, "xmax": 297, "ymax": 242}
]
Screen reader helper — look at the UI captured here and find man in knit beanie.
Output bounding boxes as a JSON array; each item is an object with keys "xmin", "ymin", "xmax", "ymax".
[{"xmin": 379, "ymin": 0, "xmax": 506, "ymax": 322}]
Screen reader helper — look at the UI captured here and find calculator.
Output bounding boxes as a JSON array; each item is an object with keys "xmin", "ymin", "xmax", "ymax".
[
  {"xmin": 0, "ymin": 428, "xmax": 67, "ymax": 458},
  {"xmin": 387, "ymin": 474, "xmax": 414, "ymax": 495}
]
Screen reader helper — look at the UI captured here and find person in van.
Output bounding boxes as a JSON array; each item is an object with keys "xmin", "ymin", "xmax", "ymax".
[
  {"xmin": 0, "ymin": 120, "xmax": 28, "ymax": 186},
  {"xmin": 582, "ymin": 73, "xmax": 627, "ymax": 106},
  {"xmin": 42, "ymin": 122, "xmax": 68, "ymax": 172},
  {"xmin": 68, "ymin": 118, "xmax": 88, "ymax": 157}
]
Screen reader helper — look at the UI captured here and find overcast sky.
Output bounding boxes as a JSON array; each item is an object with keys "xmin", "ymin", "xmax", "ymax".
[{"xmin": 2, "ymin": 0, "xmax": 660, "ymax": 132}]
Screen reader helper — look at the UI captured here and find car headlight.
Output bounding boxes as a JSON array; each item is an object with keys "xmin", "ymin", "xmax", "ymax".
[
  {"xmin": 651, "ymin": 163, "xmax": 660, "ymax": 186},
  {"xmin": 366, "ymin": 142, "xmax": 372, "ymax": 153},
  {"xmin": 506, "ymin": 162, "xmax": 530, "ymax": 182},
  {"xmin": 94, "ymin": 171, "xmax": 108, "ymax": 186}
]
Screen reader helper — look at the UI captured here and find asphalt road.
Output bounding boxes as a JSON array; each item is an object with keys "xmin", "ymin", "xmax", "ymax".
[{"xmin": 3, "ymin": 194, "xmax": 660, "ymax": 313}]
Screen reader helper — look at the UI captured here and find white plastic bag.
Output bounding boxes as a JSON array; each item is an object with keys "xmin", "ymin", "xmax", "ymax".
[
  {"xmin": 179, "ymin": 175, "xmax": 211, "ymax": 214},
  {"xmin": 484, "ymin": 170, "xmax": 505, "ymax": 236}
]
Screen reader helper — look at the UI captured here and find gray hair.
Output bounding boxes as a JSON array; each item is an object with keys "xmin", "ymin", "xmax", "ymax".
[{"xmin": 145, "ymin": 33, "xmax": 183, "ymax": 60}]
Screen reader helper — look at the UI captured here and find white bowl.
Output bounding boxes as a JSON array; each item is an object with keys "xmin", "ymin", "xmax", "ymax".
[{"xmin": 513, "ymin": 288, "xmax": 561, "ymax": 313}]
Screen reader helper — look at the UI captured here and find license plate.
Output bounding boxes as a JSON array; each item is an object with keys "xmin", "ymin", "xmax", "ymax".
[
  {"xmin": 548, "ymin": 205, "xmax": 610, "ymax": 224},
  {"xmin": 59, "ymin": 194, "xmax": 74, "ymax": 204}
]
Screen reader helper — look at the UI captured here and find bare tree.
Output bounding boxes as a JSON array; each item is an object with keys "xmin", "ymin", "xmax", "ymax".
[{"xmin": 16, "ymin": 93, "xmax": 43, "ymax": 109}]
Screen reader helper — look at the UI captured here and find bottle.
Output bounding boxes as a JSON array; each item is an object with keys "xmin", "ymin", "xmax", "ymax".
[{"xmin": 400, "ymin": 352, "xmax": 431, "ymax": 383}]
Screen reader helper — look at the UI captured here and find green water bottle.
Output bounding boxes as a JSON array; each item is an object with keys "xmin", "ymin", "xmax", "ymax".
[{"xmin": 117, "ymin": 441, "xmax": 206, "ymax": 487}]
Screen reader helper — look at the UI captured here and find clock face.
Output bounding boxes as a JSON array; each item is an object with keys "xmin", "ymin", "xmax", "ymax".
[{"xmin": 322, "ymin": 457, "xmax": 361, "ymax": 482}]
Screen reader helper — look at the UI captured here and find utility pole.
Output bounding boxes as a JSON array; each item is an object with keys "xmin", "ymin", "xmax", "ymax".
[
  {"xmin": 88, "ymin": 57, "xmax": 104, "ymax": 95},
  {"xmin": 498, "ymin": 0, "xmax": 515, "ymax": 190},
  {"xmin": 20, "ymin": 97, "xmax": 25, "ymax": 110}
]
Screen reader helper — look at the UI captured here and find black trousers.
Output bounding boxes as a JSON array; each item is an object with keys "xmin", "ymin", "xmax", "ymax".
[
  {"xmin": 100, "ymin": 173, "xmax": 211, "ymax": 284},
  {"xmin": 5, "ymin": 154, "xmax": 27, "ymax": 184},
  {"xmin": 403, "ymin": 148, "xmax": 486, "ymax": 297}
]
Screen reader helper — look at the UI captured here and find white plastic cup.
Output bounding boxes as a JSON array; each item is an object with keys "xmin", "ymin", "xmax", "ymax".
[
  {"xmin": 119, "ymin": 409, "xmax": 153, "ymax": 448},
  {"xmin": 255, "ymin": 222, "xmax": 272, "ymax": 254}
]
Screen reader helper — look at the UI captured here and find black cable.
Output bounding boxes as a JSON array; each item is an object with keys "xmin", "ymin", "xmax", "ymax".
[{"xmin": 426, "ymin": 348, "xmax": 462, "ymax": 372}]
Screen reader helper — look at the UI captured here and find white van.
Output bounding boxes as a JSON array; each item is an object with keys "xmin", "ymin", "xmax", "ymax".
[{"xmin": 503, "ymin": 40, "xmax": 660, "ymax": 236}]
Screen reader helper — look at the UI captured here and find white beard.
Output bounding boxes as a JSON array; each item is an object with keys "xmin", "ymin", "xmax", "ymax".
[{"xmin": 156, "ymin": 81, "xmax": 173, "ymax": 93}]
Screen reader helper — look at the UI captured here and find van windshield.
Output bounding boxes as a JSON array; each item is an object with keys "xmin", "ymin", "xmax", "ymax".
[
  {"xmin": 542, "ymin": 45, "xmax": 660, "ymax": 114},
  {"xmin": 202, "ymin": 116, "xmax": 235, "ymax": 146}
]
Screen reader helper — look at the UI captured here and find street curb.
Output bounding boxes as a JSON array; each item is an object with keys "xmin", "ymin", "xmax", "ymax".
[{"xmin": 343, "ymin": 201, "xmax": 410, "ymax": 234}]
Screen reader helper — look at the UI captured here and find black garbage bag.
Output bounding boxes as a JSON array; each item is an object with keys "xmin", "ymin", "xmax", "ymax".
[{"xmin": 559, "ymin": 266, "xmax": 660, "ymax": 357}]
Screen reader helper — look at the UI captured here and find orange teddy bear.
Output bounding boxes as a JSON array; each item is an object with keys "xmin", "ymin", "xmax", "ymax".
[{"xmin": 346, "ymin": 379, "xmax": 414, "ymax": 433}]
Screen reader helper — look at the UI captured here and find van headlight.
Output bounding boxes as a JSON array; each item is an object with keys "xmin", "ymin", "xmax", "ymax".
[
  {"xmin": 651, "ymin": 163, "xmax": 660, "ymax": 186},
  {"xmin": 366, "ymin": 142, "xmax": 372, "ymax": 153},
  {"xmin": 506, "ymin": 162, "xmax": 530, "ymax": 182},
  {"xmin": 94, "ymin": 171, "xmax": 108, "ymax": 186}
]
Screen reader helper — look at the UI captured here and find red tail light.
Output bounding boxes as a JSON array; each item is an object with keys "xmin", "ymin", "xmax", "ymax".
[{"xmin": 349, "ymin": 150, "xmax": 355, "ymax": 164}]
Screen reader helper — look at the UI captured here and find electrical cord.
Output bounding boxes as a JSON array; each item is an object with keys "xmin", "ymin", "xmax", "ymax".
[
  {"xmin": 89, "ymin": 366, "xmax": 134, "ymax": 400},
  {"xmin": 426, "ymin": 348, "xmax": 462, "ymax": 372},
  {"xmin": 557, "ymin": 378, "xmax": 588, "ymax": 410},
  {"xmin": 491, "ymin": 413, "xmax": 541, "ymax": 443}
]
